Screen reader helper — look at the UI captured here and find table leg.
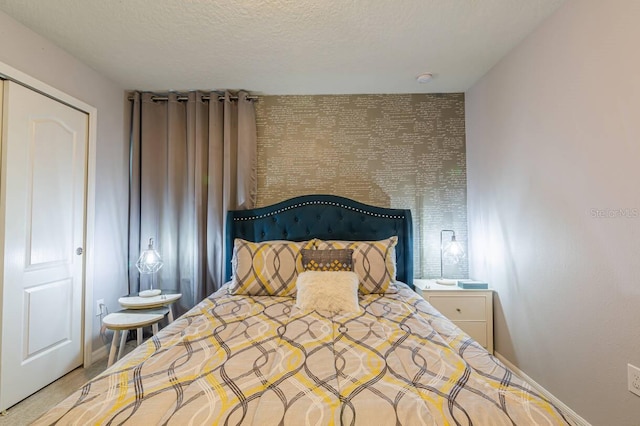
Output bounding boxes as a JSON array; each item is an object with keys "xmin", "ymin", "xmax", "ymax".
[
  {"xmin": 117, "ymin": 330, "xmax": 128, "ymax": 361},
  {"xmin": 108, "ymin": 329, "xmax": 120, "ymax": 367},
  {"xmin": 168, "ymin": 305, "xmax": 174, "ymax": 323},
  {"xmin": 137, "ymin": 327, "xmax": 143, "ymax": 345},
  {"xmin": 152, "ymin": 323, "xmax": 159, "ymax": 335}
]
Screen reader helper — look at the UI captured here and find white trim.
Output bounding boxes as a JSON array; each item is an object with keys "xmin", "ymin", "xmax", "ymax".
[
  {"xmin": 83, "ymin": 95, "xmax": 97, "ymax": 367},
  {"xmin": 0, "ymin": 60, "xmax": 98, "ymax": 368},
  {"xmin": 495, "ymin": 351, "xmax": 591, "ymax": 426}
]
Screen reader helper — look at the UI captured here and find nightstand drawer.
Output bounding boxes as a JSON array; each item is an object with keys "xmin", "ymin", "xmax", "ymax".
[
  {"xmin": 427, "ymin": 295, "xmax": 486, "ymax": 321},
  {"xmin": 452, "ymin": 321, "xmax": 487, "ymax": 348}
]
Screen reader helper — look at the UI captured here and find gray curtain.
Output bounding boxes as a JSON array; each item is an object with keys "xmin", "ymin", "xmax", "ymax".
[{"xmin": 128, "ymin": 91, "xmax": 256, "ymax": 312}]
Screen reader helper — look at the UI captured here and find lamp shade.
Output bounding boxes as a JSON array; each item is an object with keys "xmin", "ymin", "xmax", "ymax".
[
  {"xmin": 442, "ymin": 234, "xmax": 465, "ymax": 266},
  {"xmin": 136, "ymin": 238, "xmax": 163, "ymax": 274},
  {"xmin": 436, "ymin": 230, "xmax": 464, "ymax": 285}
]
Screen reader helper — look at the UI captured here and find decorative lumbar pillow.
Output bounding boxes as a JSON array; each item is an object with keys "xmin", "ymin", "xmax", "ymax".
[
  {"xmin": 314, "ymin": 236, "xmax": 398, "ymax": 294},
  {"xmin": 301, "ymin": 249, "xmax": 353, "ymax": 271},
  {"xmin": 230, "ymin": 238, "xmax": 317, "ymax": 296},
  {"xmin": 295, "ymin": 271, "xmax": 361, "ymax": 314}
]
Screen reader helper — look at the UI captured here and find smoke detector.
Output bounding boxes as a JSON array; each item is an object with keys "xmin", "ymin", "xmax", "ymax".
[{"xmin": 416, "ymin": 73, "xmax": 433, "ymax": 84}]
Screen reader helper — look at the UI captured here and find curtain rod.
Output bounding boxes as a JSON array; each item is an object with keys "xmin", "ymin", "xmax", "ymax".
[{"xmin": 127, "ymin": 94, "xmax": 258, "ymax": 102}]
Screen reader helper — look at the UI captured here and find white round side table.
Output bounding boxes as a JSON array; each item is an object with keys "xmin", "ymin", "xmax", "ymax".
[
  {"xmin": 102, "ymin": 308, "xmax": 168, "ymax": 367},
  {"xmin": 118, "ymin": 293, "xmax": 182, "ymax": 322}
]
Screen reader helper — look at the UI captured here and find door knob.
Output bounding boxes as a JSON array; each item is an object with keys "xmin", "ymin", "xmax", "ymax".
[{"xmin": 76, "ymin": 247, "xmax": 83, "ymax": 255}]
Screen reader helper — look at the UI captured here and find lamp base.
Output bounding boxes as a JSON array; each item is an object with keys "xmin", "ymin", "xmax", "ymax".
[
  {"xmin": 139, "ymin": 289, "xmax": 162, "ymax": 297},
  {"xmin": 435, "ymin": 279, "xmax": 457, "ymax": 286}
]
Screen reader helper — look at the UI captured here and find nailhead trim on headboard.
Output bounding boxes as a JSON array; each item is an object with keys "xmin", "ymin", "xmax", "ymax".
[
  {"xmin": 226, "ymin": 195, "xmax": 413, "ymax": 288},
  {"xmin": 233, "ymin": 201, "xmax": 406, "ymax": 221}
]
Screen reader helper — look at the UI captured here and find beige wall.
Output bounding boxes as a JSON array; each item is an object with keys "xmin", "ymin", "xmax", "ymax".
[
  {"xmin": 466, "ymin": 0, "xmax": 640, "ymax": 424},
  {"xmin": 0, "ymin": 11, "xmax": 128, "ymax": 356},
  {"xmin": 256, "ymin": 94, "xmax": 467, "ymax": 279}
]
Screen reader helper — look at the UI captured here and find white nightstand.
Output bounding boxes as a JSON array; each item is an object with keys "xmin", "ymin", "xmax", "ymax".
[{"xmin": 415, "ymin": 279, "xmax": 494, "ymax": 353}]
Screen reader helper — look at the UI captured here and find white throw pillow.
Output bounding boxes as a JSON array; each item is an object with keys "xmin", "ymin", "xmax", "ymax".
[{"xmin": 295, "ymin": 271, "xmax": 361, "ymax": 314}]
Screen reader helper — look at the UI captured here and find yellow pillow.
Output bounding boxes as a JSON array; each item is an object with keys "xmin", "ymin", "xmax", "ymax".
[
  {"xmin": 230, "ymin": 238, "xmax": 316, "ymax": 296},
  {"xmin": 314, "ymin": 237, "xmax": 398, "ymax": 294}
]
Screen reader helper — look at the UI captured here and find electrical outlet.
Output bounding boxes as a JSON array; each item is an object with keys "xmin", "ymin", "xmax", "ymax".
[
  {"xmin": 628, "ymin": 364, "xmax": 640, "ymax": 397},
  {"xmin": 96, "ymin": 299, "xmax": 104, "ymax": 316}
]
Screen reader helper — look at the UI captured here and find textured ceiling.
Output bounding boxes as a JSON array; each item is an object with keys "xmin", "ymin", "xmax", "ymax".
[{"xmin": 0, "ymin": 0, "xmax": 564, "ymax": 94}]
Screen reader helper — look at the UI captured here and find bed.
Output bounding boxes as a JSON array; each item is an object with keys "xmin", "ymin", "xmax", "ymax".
[{"xmin": 35, "ymin": 194, "xmax": 574, "ymax": 425}]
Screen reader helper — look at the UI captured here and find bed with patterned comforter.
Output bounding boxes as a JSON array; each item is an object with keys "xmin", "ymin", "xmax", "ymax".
[{"xmin": 35, "ymin": 282, "xmax": 573, "ymax": 425}]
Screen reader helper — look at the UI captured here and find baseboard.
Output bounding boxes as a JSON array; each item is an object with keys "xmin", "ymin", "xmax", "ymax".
[
  {"xmin": 89, "ymin": 344, "xmax": 108, "ymax": 366},
  {"xmin": 494, "ymin": 351, "xmax": 591, "ymax": 426}
]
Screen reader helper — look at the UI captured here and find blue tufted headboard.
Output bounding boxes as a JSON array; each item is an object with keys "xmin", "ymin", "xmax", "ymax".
[{"xmin": 225, "ymin": 194, "xmax": 414, "ymax": 289}]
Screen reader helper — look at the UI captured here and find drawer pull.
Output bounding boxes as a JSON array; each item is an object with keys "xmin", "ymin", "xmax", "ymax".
[{"xmin": 456, "ymin": 308, "xmax": 461, "ymax": 313}]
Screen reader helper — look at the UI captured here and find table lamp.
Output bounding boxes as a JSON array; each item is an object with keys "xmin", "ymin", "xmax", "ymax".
[
  {"xmin": 435, "ymin": 229, "xmax": 464, "ymax": 285},
  {"xmin": 136, "ymin": 237, "xmax": 163, "ymax": 297}
]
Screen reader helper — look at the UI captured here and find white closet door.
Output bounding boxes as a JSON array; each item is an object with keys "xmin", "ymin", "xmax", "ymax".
[{"xmin": 0, "ymin": 81, "xmax": 87, "ymax": 410}]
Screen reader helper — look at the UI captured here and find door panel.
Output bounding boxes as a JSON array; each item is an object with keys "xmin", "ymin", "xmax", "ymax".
[
  {"xmin": 28, "ymin": 119, "xmax": 76, "ymax": 266},
  {"xmin": 0, "ymin": 81, "xmax": 87, "ymax": 411},
  {"xmin": 25, "ymin": 279, "xmax": 72, "ymax": 357}
]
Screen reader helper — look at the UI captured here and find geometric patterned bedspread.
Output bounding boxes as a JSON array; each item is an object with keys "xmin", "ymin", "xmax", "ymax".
[{"xmin": 35, "ymin": 283, "xmax": 574, "ymax": 425}]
